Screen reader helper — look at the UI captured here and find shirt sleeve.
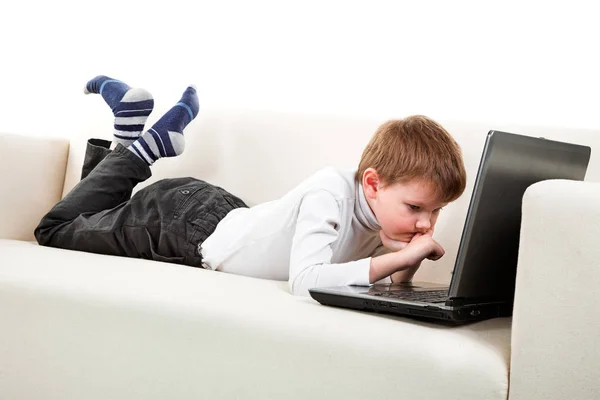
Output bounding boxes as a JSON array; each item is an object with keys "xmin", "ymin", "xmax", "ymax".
[{"xmin": 288, "ymin": 190, "xmax": 375, "ymax": 296}]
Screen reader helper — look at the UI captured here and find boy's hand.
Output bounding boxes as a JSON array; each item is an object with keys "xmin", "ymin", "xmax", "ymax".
[
  {"xmin": 379, "ymin": 227, "xmax": 437, "ymax": 252},
  {"xmin": 369, "ymin": 228, "xmax": 444, "ymax": 283},
  {"xmin": 401, "ymin": 231, "xmax": 445, "ymax": 268}
]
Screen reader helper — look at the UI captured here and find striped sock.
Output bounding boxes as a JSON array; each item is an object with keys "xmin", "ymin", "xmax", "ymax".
[
  {"xmin": 128, "ymin": 86, "xmax": 199, "ymax": 165},
  {"xmin": 84, "ymin": 75, "xmax": 154, "ymax": 147}
]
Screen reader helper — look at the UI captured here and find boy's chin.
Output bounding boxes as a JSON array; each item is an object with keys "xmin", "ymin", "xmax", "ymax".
[{"xmin": 388, "ymin": 232, "xmax": 415, "ymax": 242}]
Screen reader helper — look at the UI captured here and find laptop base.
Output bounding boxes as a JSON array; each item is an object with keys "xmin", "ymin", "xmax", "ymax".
[{"xmin": 309, "ymin": 288, "xmax": 511, "ymax": 325}]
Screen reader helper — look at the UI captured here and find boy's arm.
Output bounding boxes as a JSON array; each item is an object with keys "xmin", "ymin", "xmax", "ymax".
[
  {"xmin": 375, "ymin": 229, "xmax": 441, "ymax": 283},
  {"xmin": 371, "ymin": 245, "xmax": 418, "ymax": 284},
  {"xmin": 288, "ymin": 191, "xmax": 415, "ymax": 296},
  {"xmin": 369, "ymin": 232, "xmax": 444, "ymax": 283},
  {"xmin": 288, "ymin": 190, "xmax": 365, "ymax": 296},
  {"xmin": 390, "ymin": 266, "xmax": 420, "ymax": 283},
  {"xmin": 368, "ymin": 252, "xmax": 419, "ymax": 283}
]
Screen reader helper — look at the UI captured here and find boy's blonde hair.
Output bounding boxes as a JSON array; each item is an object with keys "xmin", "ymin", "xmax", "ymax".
[{"xmin": 356, "ymin": 115, "xmax": 467, "ymax": 203}]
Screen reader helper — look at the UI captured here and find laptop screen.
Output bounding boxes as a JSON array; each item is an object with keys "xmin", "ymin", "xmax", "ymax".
[{"xmin": 448, "ymin": 131, "xmax": 590, "ymax": 303}]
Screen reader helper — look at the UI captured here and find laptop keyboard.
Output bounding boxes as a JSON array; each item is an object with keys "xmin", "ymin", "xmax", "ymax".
[{"xmin": 370, "ymin": 290, "xmax": 449, "ymax": 303}]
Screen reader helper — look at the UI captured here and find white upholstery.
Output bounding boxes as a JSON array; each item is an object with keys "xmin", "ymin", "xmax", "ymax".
[
  {"xmin": 0, "ymin": 133, "xmax": 69, "ymax": 241},
  {"xmin": 0, "ymin": 239, "xmax": 510, "ymax": 400},
  {"xmin": 2, "ymin": 110, "xmax": 600, "ymax": 399},
  {"xmin": 510, "ymin": 180, "xmax": 600, "ymax": 400}
]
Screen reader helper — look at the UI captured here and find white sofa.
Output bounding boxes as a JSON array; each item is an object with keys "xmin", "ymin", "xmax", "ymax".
[{"xmin": 1, "ymin": 108, "xmax": 600, "ymax": 400}]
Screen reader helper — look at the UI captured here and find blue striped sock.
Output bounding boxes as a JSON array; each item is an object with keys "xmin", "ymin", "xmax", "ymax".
[
  {"xmin": 128, "ymin": 86, "xmax": 199, "ymax": 165},
  {"xmin": 84, "ymin": 75, "xmax": 154, "ymax": 147}
]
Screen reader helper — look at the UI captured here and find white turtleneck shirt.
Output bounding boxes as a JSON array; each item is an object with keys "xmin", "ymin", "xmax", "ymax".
[{"xmin": 199, "ymin": 167, "xmax": 391, "ymax": 296}]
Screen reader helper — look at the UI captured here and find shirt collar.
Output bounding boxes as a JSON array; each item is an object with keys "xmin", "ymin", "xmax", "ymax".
[{"xmin": 355, "ymin": 181, "xmax": 381, "ymax": 232}]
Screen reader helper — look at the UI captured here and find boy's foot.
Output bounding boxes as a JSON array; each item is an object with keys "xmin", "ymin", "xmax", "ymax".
[
  {"xmin": 84, "ymin": 75, "xmax": 154, "ymax": 148},
  {"xmin": 127, "ymin": 85, "xmax": 199, "ymax": 165}
]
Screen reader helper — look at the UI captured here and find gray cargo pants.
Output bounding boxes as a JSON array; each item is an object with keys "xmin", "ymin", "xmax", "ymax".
[{"xmin": 34, "ymin": 139, "xmax": 247, "ymax": 267}]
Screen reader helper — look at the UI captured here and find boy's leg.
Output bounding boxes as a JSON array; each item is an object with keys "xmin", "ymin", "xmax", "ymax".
[
  {"xmin": 80, "ymin": 83, "xmax": 199, "ymax": 175},
  {"xmin": 81, "ymin": 139, "xmax": 112, "ymax": 180},
  {"xmin": 35, "ymin": 145, "xmax": 152, "ymax": 256},
  {"xmin": 81, "ymin": 76, "xmax": 155, "ymax": 179},
  {"xmin": 127, "ymin": 85, "xmax": 199, "ymax": 165},
  {"xmin": 35, "ymin": 85, "xmax": 201, "ymax": 264},
  {"xmin": 84, "ymin": 75, "xmax": 154, "ymax": 148}
]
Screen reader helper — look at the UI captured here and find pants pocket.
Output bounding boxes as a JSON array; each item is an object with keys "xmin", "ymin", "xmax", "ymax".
[
  {"xmin": 143, "ymin": 227, "xmax": 186, "ymax": 265},
  {"xmin": 149, "ymin": 246, "xmax": 186, "ymax": 264}
]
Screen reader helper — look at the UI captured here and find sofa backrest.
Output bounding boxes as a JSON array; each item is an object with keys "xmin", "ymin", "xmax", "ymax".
[
  {"xmin": 0, "ymin": 133, "xmax": 69, "ymax": 241},
  {"xmin": 61, "ymin": 108, "xmax": 600, "ymax": 284}
]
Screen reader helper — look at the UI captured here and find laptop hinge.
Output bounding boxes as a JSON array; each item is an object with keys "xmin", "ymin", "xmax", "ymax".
[{"xmin": 445, "ymin": 298, "xmax": 468, "ymax": 307}]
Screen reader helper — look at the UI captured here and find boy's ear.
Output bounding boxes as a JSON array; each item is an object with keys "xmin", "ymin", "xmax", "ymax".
[{"xmin": 362, "ymin": 168, "xmax": 380, "ymax": 199}]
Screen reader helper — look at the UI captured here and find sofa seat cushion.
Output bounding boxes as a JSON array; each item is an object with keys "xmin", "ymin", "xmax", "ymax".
[{"xmin": 0, "ymin": 239, "xmax": 511, "ymax": 400}]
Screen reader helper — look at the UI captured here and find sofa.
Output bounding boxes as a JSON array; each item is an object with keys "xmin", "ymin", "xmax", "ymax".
[{"xmin": 1, "ymin": 107, "xmax": 600, "ymax": 400}]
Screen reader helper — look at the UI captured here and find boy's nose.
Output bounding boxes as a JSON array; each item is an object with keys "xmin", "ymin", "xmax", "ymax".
[{"xmin": 415, "ymin": 217, "xmax": 431, "ymax": 232}]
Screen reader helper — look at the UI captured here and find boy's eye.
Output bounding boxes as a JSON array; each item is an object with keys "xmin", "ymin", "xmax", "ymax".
[{"xmin": 408, "ymin": 204, "xmax": 420, "ymax": 211}]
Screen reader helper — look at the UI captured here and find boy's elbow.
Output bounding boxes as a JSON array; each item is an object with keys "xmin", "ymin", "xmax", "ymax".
[
  {"xmin": 288, "ymin": 274, "xmax": 311, "ymax": 297},
  {"xmin": 288, "ymin": 278, "xmax": 303, "ymax": 296}
]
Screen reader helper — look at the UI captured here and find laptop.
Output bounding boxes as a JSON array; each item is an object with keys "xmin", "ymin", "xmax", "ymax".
[{"xmin": 309, "ymin": 131, "xmax": 591, "ymax": 324}]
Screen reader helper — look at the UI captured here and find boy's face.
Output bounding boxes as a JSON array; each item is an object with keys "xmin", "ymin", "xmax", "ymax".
[{"xmin": 363, "ymin": 169, "xmax": 447, "ymax": 242}]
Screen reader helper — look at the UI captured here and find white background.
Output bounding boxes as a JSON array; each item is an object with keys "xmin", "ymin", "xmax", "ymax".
[{"xmin": 0, "ymin": 0, "xmax": 598, "ymax": 139}]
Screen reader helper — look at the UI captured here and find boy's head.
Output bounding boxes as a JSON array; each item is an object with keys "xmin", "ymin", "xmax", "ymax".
[{"xmin": 357, "ymin": 116, "xmax": 467, "ymax": 241}]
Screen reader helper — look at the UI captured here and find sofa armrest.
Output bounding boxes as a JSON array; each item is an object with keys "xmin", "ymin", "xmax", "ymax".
[
  {"xmin": 509, "ymin": 179, "xmax": 600, "ymax": 400},
  {"xmin": 0, "ymin": 133, "xmax": 69, "ymax": 241}
]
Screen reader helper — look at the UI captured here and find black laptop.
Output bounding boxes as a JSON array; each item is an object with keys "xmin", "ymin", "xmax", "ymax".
[{"xmin": 309, "ymin": 131, "xmax": 591, "ymax": 324}]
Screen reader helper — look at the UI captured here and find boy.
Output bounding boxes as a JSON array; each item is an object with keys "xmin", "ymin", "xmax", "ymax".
[{"xmin": 35, "ymin": 76, "xmax": 467, "ymax": 296}]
